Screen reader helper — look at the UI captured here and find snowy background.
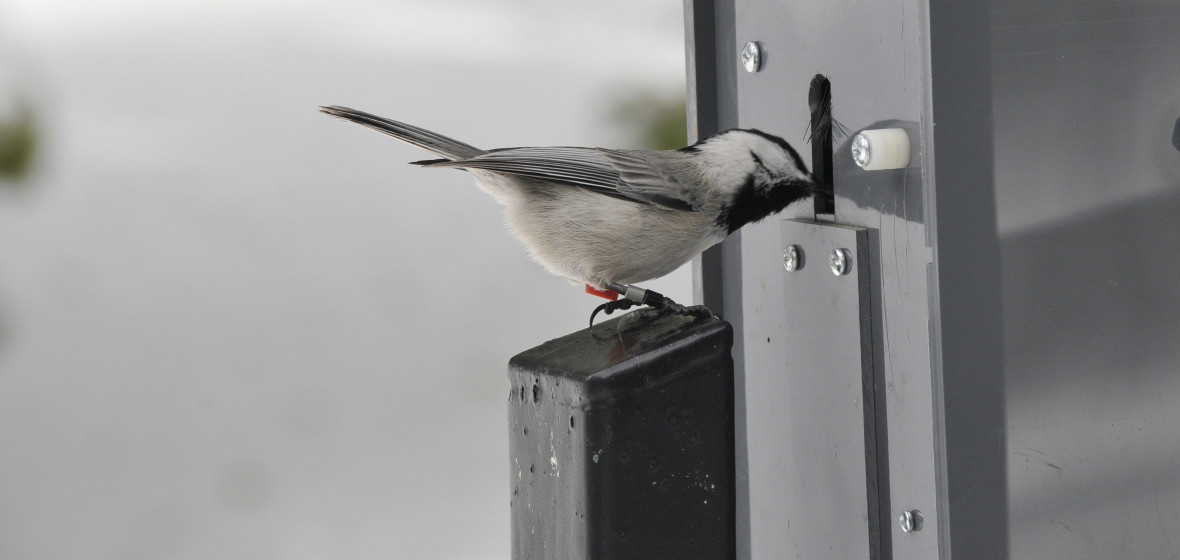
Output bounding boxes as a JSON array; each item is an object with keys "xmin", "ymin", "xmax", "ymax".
[{"xmin": 0, "ymin": 1, "xmax": 689, "ymax": 558}]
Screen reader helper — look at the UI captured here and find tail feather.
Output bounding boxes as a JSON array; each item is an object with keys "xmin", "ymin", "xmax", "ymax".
[
  {"xmin": 319, "ymin": 105, "xmax": 485, "ymax": 160},
  {"xmin": 409, "ymin": 158, "xmax": 451, "ymax": 166}
]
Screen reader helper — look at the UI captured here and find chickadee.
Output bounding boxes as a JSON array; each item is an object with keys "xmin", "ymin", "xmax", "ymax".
[{"xmin": 320, "ymin": 105, "xmax": 816, "ymax": 323}]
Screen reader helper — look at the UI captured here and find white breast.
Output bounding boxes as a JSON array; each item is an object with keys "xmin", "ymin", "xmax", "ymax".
[{"xmin": 496, "ymin": 180, "xmax": 725, "ymax": 287}]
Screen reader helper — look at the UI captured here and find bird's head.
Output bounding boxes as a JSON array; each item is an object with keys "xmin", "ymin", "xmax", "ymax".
[{"xmin": 689, "ymin": 129, "xmax": 816, "ymax": 233}]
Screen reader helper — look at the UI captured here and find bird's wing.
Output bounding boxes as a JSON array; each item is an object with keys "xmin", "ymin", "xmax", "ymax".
[
  {"xmin": 597, "ymin": 149, "xmax": 704, "ymax": 211},
  {"xmin": 416, "ymin": 147, "xmax": 703, "ymax": 211}
]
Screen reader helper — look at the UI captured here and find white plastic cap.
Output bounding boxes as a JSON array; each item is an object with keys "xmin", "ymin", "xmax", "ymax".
[{"xmin": 851, "ymin": 128, "xmax": 910, "ymax": 170}]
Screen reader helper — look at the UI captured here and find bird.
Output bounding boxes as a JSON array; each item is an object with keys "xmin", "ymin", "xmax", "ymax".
[{"xmin": 319, "ymin": 105, "xmax": 816, "ymax": 324}]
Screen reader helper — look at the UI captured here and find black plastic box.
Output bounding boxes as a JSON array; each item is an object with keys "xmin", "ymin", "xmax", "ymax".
[{"xmin": 508, "ymin": 312, "xmax": 735, "ymax": 560}]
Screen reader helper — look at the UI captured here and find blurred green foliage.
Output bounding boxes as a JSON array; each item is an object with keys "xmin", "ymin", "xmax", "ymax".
[
  {"xmin": 608, "ymin": 90, "xmax": 688, "ymax": 150},
  {"xmin": 0, "ymin": 102, "xmax": 37, "ymax": 182}
]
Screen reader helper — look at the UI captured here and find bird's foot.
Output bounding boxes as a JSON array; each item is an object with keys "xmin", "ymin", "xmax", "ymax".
[
  {"xmin": 587, "ymin": 283, "xmax": 715, "ymax": 326},
  {"xmin": 656, "ymin": 301, "xmax": 714, "ymax": 318},
  {"xmin": 589, "ymin": 298, "xmax": 637, "ymax": 326}
]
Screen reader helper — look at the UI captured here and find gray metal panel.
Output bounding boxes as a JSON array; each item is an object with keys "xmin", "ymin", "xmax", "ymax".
[
  {"xmin": 755, "ymin": 220, "xmax": 878, "ymax": 559},
  {"xmin": 692, "ymin": 1, "xmax": 1180, "ymax": 558},
  {"xmin": 731, "ymin": 0, "xmax": 944, "ymax": 558},
  {"xmin": 990, "ymin": 1, "xmax": 1180, "ymax": 558}
]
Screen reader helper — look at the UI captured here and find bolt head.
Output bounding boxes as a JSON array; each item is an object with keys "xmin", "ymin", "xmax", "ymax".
[
  {"xmin": 851, "ymin": 133, "xmax": 872, "ymax": 167},
  {"xmin": 741, "ymin": 41, "xmax": 764, "ymax": 73},
  {"xmin": 829, "ymin": 248, "xmax": 851, "ymax": 276},
  {"xmin": 899, "ymin": 510, "xmax": 923, "ymax": 533},
  {"xmin": 783, "ymin": 245, "xmax": 802, "ymax": 272}
]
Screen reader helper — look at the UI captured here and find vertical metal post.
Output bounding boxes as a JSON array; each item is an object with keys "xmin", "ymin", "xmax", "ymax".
[
  {"xmin": 684, "ymin": 2, "xmax": 751, "ymax": 557},
  {"xmin": 927, "ymin": 1, "xmax": 1007, "ymax": 557}
]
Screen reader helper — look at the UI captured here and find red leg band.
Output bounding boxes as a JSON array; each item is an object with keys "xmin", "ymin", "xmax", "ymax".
[{"xmin": 585, "ymin": 284, "xmax": 620, "ymax": 301}]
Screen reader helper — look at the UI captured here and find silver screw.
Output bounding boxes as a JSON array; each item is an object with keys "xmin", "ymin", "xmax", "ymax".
[
  {"xmin": 783, "ymin": 245, "xmax": 802, "ymax": 272},
  {"xmin": 829, "ymin": 248, "xmax": 851, "ymax": 276},
  {"xmin": 851, "ymin": 133, "xmax": 872, "ymax": 167},
  {"xmin": 741, "ymin": 41, "xmax": 764, "ymax": 73},
  {"xmin": 899, "ymin": 510, "xmax": 923, "ymax": 533}
]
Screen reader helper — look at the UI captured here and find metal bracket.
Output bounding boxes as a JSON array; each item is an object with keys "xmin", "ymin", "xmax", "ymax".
[{"xmin": 745, "ymin": 218, "xmax": 884, "ymax": 558}]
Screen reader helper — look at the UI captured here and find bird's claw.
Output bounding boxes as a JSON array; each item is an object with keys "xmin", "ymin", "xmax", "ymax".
[
  {"xmin": 589, "ymin": 299, "xmax": 636, "ymax": 327},
  {"xmin": 588, "ymin": 285, "xmax": 714, "ymax": 327}
]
